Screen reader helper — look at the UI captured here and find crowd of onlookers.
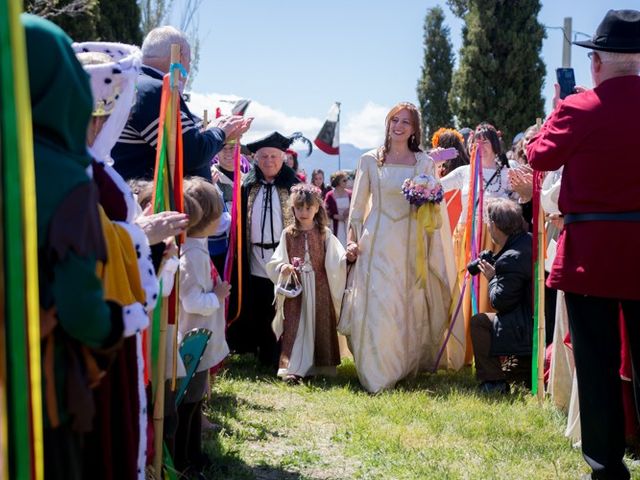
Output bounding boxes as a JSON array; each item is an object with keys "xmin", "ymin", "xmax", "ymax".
[{"xmin": 14, "ymin": 7, "xmax": 640, "ymax": 480}]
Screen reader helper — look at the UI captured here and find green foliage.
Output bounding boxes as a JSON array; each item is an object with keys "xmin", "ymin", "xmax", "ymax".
[
  {"xmin": 417, "ymin": 6, "xmax": 455, "ymax": 142},
  {"xmin": 24, "ymin": 0, "xmax": 142, "ymax": 44},
  {"xmin": 96, "ymin": 0, "xmax": 142, "ymax": 44},
  {"xmin": 449, "ymin": 0, "xmax": 546, "ymax": 144},
  {"xmin": 24, "ymin": 0, "xmax": 99, "ymax": 40}
]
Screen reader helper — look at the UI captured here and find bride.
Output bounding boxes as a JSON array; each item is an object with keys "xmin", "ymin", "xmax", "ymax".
[{"xmin": 342, "ymin": 102, "xmax": 465, "ymax": 393}]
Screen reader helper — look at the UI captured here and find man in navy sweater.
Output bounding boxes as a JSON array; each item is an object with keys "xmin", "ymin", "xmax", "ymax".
[{"xmin": 112, "ymin": 26, "xmax": 251, "ymax": 181}]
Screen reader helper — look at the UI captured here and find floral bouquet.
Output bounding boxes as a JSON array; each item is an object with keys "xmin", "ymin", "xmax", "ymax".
[
  {"xmin": 401, "ymin": 174, "xmax": 444, "ymax": 288},
  {"xmin": 401, "ymin": 174, "xmax": 444, "ymax": 206}
]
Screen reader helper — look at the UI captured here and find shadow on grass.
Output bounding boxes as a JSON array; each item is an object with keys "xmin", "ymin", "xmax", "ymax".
[
  {"xmin": 221, "ymin": 354, "xmax": 528, "ymax": 405},
  {"xmin": 200, "ymin": 355, "xmax": 533, "ymax": 478},
  {"xmin": 202, "ymin": 381, "xmax": 305, "ymax": 478}
]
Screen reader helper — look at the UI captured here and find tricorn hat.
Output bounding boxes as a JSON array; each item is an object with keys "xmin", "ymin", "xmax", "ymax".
[
  {"xmin": 573, "ymin": 9, "xmax": 640, "ymax": 53},
  {"xmin": 246, "ymin": 132, "xmax": 292, "ymax": 153}
]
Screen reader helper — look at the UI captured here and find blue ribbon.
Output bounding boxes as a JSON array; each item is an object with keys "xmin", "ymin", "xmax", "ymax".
[{"xmin": 168, "ymin": 62, "xmax": 188, "ymax": 88}]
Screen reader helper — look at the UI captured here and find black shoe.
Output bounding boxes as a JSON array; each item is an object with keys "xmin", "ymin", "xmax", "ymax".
[{"xmin": 478, "ymin": 381, "xmax": 509, "ymax": 394}]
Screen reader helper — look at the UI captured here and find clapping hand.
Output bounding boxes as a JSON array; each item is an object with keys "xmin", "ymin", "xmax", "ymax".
[
  {"xmin": 136, "ymin": 205, "xmax": 189, "ymax": 244},
  {"xmin": 214, "ymin": 115, "xmax": 253, "ymax": 141},
  {"xmin": 508, "ymin": 164, "xmax": 533, "ymax": 202}
]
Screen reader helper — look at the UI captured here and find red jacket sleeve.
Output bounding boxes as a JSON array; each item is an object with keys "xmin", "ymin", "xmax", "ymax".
[{"xmin": 528, "ymin": 100, "xmax": 582, "ymax": 172}]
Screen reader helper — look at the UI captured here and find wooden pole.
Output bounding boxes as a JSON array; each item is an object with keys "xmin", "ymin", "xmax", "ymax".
[
  {"xmin": 536, "ymin": 202, "xmax": 546, "ymax": 404},
  {"xmin": 203, "ymin": 109, "xmax": 209, "ymax": 130},
  {"xmin": 562, "ymin": 17, "xmax": 572, "ymax": 68},
  {"xmin": 535, "ymin": 117, "xmax": 545, "ymax": 404},
  {"xmin": 168, "ymin": 43, "xmax": 181, "ymax": 392},
  {"xmin": 152, "ymin": 43, "xmax": 181, "ymax": 477}
]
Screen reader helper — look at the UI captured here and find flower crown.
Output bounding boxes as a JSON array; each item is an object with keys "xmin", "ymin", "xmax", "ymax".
[
  {"xmin": 431, "ymin": 128, "xmax": 464, "ymax": 148},
  {"xmin": 290, "ymin": 183, "xmax": 322, "ymax": 198}
]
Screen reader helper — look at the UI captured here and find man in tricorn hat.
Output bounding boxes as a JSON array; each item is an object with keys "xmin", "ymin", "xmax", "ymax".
[
  {"xmin": 227, "ymin": 132, "xmax": 301, "ymax": 367},
  {"xmin": 528, "ymin": 9, "xmax": 640, "ymax": 479}
]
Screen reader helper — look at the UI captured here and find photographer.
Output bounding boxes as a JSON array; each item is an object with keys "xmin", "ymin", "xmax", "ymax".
[{"xmin": 469, "ymin": 198, "xmax": 532, "ymax": 393}]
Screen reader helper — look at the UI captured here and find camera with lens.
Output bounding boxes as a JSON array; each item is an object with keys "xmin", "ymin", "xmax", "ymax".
[{"xmin": 466, "ymin": 250, "xmax": 495, "ymax": 276}]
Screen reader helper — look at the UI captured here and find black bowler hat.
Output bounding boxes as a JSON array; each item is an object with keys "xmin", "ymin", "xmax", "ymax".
[
  {"xmin": 574, "ymin": 9, "xmax": 640, "ymax": 53},
  {"xmin": 246, "ymin": 132, "xmax": 292, "ymax": 153}
]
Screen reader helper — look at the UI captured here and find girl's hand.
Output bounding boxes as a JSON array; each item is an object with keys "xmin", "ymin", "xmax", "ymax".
[
  {"xmin": 280, "ymin": 264, "xmax": 295, "ymax": 276},
  {"xmin": 346, "ymin": 242, "xmax": 359, "ymax": 262},
  {"xmin": 214, "ymin": 281, "xmax": 232, "ymax": 302}
]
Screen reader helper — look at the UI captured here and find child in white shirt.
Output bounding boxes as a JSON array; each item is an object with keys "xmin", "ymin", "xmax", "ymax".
[{"xmin": 175, "ymin": 177, "xmax": 231, "ymax": 474}]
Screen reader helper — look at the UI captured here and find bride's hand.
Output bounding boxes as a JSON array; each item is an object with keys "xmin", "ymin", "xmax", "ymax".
[{"xmin": 346, "ymin": 242, "xmax": 359, "ymax": 262}]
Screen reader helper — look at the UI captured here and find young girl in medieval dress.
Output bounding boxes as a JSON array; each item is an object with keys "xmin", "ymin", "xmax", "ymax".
[{"xmin": 266, "ymin": 184, "xmax": 352, "ymax": 383}]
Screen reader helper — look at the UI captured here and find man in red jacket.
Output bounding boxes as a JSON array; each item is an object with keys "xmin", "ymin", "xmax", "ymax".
[{"xmin": 528, "ymin": 10, "xmax": 640, "ymax": 480}]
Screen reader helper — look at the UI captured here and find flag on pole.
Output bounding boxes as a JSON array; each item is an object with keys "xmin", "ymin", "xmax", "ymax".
[
  {"xmin": 314, "ymin": 102, "xmax": 340, "ymax": 155},
  {"xmin": 0, "ymin": 1, "xmax": 44, "ymax": 478},
  {"xmin": 231, "ymin": 99, "xmax": 251, "ymax": 116}
]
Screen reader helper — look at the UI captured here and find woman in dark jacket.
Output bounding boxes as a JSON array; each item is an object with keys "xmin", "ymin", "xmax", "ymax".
[{"xmin": 470, "ymin": 198, "xmax": 532, "ymax": 393}]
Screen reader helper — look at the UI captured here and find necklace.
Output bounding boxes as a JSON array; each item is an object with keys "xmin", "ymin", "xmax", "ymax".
[{"xmin": 483, "ymin": 166, "xmax": 504, "ymax": 194}]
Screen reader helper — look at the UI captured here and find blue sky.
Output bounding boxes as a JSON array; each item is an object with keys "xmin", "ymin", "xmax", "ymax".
[{"xmin": 185, "ymin": 1, "xmax": 634, "ymax": 148}]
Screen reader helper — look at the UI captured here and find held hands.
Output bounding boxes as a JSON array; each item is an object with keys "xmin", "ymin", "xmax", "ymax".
[
  {"xmin": 214, "ymin": 281, "xmax": 232, "ymax": 303},
  {"xmin": 346, "ymin": 242, "xmax": 359, "ymax": 263},
  {"xmin": 478, "ymin": 259, "xmax": 495, "ymax": 281},
  {"xmin": 214, "ymin": 115, "xmax": 254, "ymax": 141}
]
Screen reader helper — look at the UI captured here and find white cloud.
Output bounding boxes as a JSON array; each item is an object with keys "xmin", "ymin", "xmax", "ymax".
[
  {"xmin": 341, "ymin": 102, "xmax": 388, "ymax": 149},
  {"xmin": 186, "ymin": 92, "xmax": 387, "ymax": 149}
]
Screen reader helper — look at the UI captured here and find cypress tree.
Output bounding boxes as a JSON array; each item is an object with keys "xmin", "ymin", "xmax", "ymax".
[
  {"xmin": 24, "ymin": 0, "xmax": 99, "ymax": 40},
  {"xmin": 417, "ymin": 5, "xmax": 455, "ymax": 142},
  {"xmin": 448, "ymin": 0, "xmax": 546, "ymax": 143},
  {"xmin": 96, "ymin": 0, "xmax": 142, "ymax": 45}
]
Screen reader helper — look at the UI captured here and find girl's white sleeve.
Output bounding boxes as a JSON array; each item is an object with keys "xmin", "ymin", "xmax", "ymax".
[{"xmin": 266, "ymin": 230, "xmax": 290, "ymax": 285}]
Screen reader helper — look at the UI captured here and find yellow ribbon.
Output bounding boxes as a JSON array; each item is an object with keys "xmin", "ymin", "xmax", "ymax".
[{"xmin": 416, "ymin": 203, "xmax": 442, "ymax": 288}]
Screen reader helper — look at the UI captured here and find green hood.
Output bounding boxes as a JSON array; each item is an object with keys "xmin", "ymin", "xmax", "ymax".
[
  {"xmin": 22, "ymin": 13, "xmax": 93, "ymax": 167},
  {"xmin": 22, "ymin": 14, "xmax": 95, "ymax": 244}
]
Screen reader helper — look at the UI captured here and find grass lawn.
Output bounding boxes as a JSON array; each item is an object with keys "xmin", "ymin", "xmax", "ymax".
[{"xmin": 202, "ymin": 355, "xmax": 639, "ymax": 479}]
